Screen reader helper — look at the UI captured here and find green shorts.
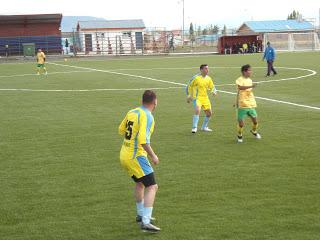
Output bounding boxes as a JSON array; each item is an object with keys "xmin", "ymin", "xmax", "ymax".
[
  {"xmin": 37, "ymin": 64, "xmax": 45, "ymax": 68},
  {"xmin": 237, "ymin": 108, "xmax": 257, "ymax": 121}
]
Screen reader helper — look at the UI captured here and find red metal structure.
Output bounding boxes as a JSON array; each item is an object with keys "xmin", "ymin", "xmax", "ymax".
[
  {"xmin": 218, "ymin": 35, "xmax": 263, "ymax": 54},
  {"xmin": 0, "ymin": 14, "xmax": 62, "ymax": 37},
  {"xmin": 0, "ymin": 14, "xmax": 62, "ymax": 55}
]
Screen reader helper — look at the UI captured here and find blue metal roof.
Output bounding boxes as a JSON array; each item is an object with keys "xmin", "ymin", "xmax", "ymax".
[
  {"xmin": 78, "ymin": 19, "xmax": 145, "ymax": 29},
  {"xmin": 61, "ymin": 16, "xmax": 106, "ymax": 32},
  {"xmin": 196, "ymin": 35, "xmax": 219, "ymax": 41},
  {"xmin": 243, "ymin": 20, "xmax": 314, "ymax": 32}
]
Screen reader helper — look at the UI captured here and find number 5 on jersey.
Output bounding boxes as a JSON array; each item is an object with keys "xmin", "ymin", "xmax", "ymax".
[{"xmin": 125, "ymin": 120, "xmax": 134, "ymax": 140}]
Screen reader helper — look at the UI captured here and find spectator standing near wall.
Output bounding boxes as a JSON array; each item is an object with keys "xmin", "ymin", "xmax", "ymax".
[
  {"xmin": 242, "ymin": 43, "xmax": 248, "ymax": 53},
  {"xmin": 224, "ymin": 43, "xmax": 231, "ymax": 54},
  {"xmin": 65, "ymin": 38, "xmax": 69, "ymax": 54},
  {"xmin": 5, "ymin": 45, "xmax": 9, "ymax": 57}
]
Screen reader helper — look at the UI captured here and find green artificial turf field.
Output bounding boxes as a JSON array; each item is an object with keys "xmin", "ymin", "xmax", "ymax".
[{"xmin": 0, "ymin": 52, "xmax": 319, "ymax": 240}]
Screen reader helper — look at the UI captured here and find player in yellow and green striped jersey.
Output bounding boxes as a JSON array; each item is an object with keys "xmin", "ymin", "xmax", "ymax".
[
  {"xmin": 36, "ymin": 49, "xmax": 47, "ymax": 75},
  {"xmin": 235, "ymin": 64, "xmax": 261, "ymax": 143}
]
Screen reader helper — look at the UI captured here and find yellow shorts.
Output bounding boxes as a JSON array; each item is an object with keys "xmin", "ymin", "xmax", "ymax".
[
  {"xmin": 120, "ymin": 155, "xmax": 153, "ymax": 179},
  {"xmin": 193, "ymin": 98, "xmax": 211, "ymax": 110}
]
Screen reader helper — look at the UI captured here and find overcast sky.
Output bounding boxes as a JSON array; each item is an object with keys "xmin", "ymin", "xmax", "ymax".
[{"xmin": 1, "ymin": 0, "xmax": 319, "ymax": 29}]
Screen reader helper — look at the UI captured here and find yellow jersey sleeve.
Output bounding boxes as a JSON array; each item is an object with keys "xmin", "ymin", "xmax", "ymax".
[
  {"xmin": 208, "ymin": 77, "xmax": 214, "ymax": 92},
  {"xmin": 236, "ymin": 77, "xmax": 241, "ymax": 87},
  {"xmin": 186, "ymin": 75, "xmax": 198, "ymax": 96},
  {"xmin": 118, "ymin": 114, "xmax": 127, "ymax": 135}
]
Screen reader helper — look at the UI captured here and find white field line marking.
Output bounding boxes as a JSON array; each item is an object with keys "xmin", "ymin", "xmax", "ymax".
[
  {"xmin": 0, "ymin": 70, "xmax": 94, "ymax": 78},
  {"xmin": 49, "ymin": 51, "xmax": 304, "ymax": 63},
  {"xmin": 216, "ymin": 67, "xmax": 317, "ymax": 86},
  {"xmin": 0, "ymin": 66, "xmax": 315, "ymax": 86},
  {"xmin": 49, "ymin": 63, "xmax": 316, "ymax": 87},
  {"xmin": 112, "ymin": 66, "xmax": 317, "ymax": 86},
  {"xmin": 218, "ymin": 90, "xmax": 320, "ymax": 111},
  {"xmin": 48, "ymin": 62, "xmax": 320, "ymax": 111},
  {"xmin": 0, "ymin": 86, "xmax": 184, "ymax": 92},
  {"xmin": 49, "ymin": 62, "xmax": 186, "ymax": 87},
  {"xmin": 1, "ymin": 63, "xmax": 319, "ymax": 111},
  {"xmin": 0, "ymin": 51, "xmax": 314, "ymax": 66},
  {"xmin": 50, "ymin": 54, "xmax": 216, "ymax": 63}
]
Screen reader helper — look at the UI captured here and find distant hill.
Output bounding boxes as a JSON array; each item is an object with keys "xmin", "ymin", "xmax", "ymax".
[{"xmin": 61, "ymin": 16, "xmax": 106, "ymax": 32}]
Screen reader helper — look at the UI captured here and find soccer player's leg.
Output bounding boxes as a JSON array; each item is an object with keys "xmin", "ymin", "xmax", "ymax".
[
  {"xmin": 120, "ymin": 157, "xmax": 146, "ymax": 223},
  {"xmin": 36, "ymin": 64, "xmax": 41, "ymax": 75},
  {"xmin": 134, "ymin": 182, "xmax": 144, "ymax": 222},
  {"xmin": 141, "ymin": 175, "xmax": 159, "ymax": 232},
  {"xmin": 237, "ymin": 108, "xmax": 246, "ymax": 143},
  {"xmin": 201, "ymin": 99, "xmax": 212, "ymax": 132},
  {"xmin": 133, "ymin": 156, "xmax": 160, "ymax": 232},
  {"xmin": 192, "ymin": 99, "xmax": 201, "ymax": 133},
  {"xmin": 43, "ymin": 64, "xmax": 48, "ymax": 75},
  {"xmin": 248, "ymin": 109, "xmax": 261, "ymax": 139}
]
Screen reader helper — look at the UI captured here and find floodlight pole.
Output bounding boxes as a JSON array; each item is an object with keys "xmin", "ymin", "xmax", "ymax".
[{"xmin": 182, "ymin": 0, "xmax": 185, "ymax": 46}]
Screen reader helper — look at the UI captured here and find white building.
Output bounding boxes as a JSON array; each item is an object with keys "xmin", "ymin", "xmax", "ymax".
[
  {"xmin": 76, "ymin": 19, "xmax": 145, "ymax": 55},
  {"xmin": 237, "ymin": 20, "xmax": 319, "ymax": 51}
]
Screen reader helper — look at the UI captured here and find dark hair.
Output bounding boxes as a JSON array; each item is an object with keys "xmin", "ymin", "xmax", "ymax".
[
  {"xmin": 267, "ymin": 41, "xmax": 270, "ymax": 45},
  {"xmin": 241, "ymin": 64, "xmax": 251, "ymax": 73},
  {"xmin": 200, "ymin": 64, "xmax": 208, "ymax": 70},
  {"xmin": 142, "ymin": 90, "xmax": 157, "ymax": 104}
]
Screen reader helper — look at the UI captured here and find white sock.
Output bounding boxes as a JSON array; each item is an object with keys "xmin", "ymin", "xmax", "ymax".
[
  {"xmin": 192, "ymin": 115, "xmax": 199, "ymax": 128},
  {"xmin": 201, "ymin": 116, "xmax": 210, "ymax": 129},
  {"xmin": 136, "ymin": 201, "xmax": 144, "ymax": 217},
  {"xmin": 142, "ymin": 207, "xmax": 153, "ymax": 224}
]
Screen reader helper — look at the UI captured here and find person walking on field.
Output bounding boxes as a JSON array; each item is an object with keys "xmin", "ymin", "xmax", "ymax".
[{"xmin": 263, "ymin": 41, "xmax": 277, "ymax": 77}]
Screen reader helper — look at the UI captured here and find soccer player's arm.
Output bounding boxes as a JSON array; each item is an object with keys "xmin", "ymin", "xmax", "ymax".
[
  {"xmin": 236, "ymin": 79, "xmax": 256, "ymax": 90},
  {"xmin": 186, "ymin": 77, "xmax": 195, "ymax": 102},
  {"xmin": 272, "ymin": 48, "xmax": 275, "ymax": 60},
  {"xmin": 208, "ymin": 78, "xmax": 217, "ymax": 95},
  {"xmin": 138, "ymin": 115, "xmax": 158, "ymax": 164},
  {"xmin": 234, "ymin": 79, "xmax": 241, "ymax": 107},
  {"xmin": 118, "ymin": 114, "xmax": 127, "ymax": 136},
  {"xmin": 42, "ymin": 53, "xmax": 46, "ymax": 62}
]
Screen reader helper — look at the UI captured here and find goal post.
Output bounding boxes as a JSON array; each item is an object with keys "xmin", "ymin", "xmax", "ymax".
[{"xmin": 264, "ymin": 32, "xmax": 320, "ymax": 51}]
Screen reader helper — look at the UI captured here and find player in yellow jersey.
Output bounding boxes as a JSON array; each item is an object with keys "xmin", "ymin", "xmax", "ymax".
[
  {"xmin": 118, "ymin": 90, "xmax": 160, "ymax": 233},
  {"xmin": 235, "ymin": 64, "xmax": 261, "ymax": 143},
  {"xmin": 36, "ymin": 49, "xmax": 47, "ymax": 75},
  {"xmin": 186, "ymin": 64, "xmax": 217, "ymax": 133}
]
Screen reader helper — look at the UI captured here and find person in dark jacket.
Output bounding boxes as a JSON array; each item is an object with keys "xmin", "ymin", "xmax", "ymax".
[{"xmin": 263, "ymin": 42, "xmax": 277, "ymax": 77}]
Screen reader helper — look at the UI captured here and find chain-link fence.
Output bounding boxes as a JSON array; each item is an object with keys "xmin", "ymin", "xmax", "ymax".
[
  {"xmin": 0, "ymin": 30, "xmax": 222, "ymax": 58},
  {"xmin": 61, "ymin": 30, "xmax": 221, "ymax": 56},
  {"xmin": 1, "ymin": 28, "xmax": 319, "ymax": 58}
]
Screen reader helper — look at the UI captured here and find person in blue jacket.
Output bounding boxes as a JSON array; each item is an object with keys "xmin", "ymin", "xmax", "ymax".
[{"xmin": 263, "ymin": 42, "xmax": 277, "ymax": 77}]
